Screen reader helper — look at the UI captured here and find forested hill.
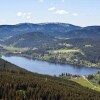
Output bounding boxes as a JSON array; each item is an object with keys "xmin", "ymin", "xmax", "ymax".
[
  {"xmin": 0, "ymin": 57, "xmax": 27, "ymax": 72},
  {"xmin": 0, "ymin": 23, "xmax": 100, "ymax": 48},
  {"xmin": 0, "ymin": 23, "xmax": 80, "ymax": 40},
  {"xmin": 2, "ymin": 32, "xmax": 54, "ymax": 47},
  {"xmin": 0, "ymin": 23, "xmax": 100, "ymax": 41},
  {"xmin": 0, "ymin": 58, "xmax": 100, "ymax": 100},
  {"xmin": 64, "ymin": 26, "xmax": 100, "ymax": 39}
]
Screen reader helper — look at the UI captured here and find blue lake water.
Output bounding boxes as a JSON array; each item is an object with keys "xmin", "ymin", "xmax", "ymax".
[{"xmin": 1, "ymin": 56, "xmax": 100, "ymax": 76}]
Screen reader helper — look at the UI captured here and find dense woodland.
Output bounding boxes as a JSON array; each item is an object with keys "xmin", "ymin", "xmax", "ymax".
[{"xmin": 0, "ymin": 58, "xmax": 100, "ymax": 100}]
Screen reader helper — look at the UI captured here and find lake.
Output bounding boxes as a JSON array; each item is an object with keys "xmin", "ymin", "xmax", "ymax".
[{"xmin": 1, "ymin": 56, "xmax": 100, "ymax": 76}]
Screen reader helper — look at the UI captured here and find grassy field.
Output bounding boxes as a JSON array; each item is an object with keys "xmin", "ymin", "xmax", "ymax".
[
  {"xmin": 0, "ymin": 45, "xmax": 29, "ymax": 52},
  {"xmin": 88, "ymin": 73, "xmax": 100, "ymax": 87},
  {"xmin": 49, "ymin": 49, "xmax": 84, "ymax": 55},
  {"xmin": 70, "ymin": 77, "xmax": 100, "ymax": 92}
]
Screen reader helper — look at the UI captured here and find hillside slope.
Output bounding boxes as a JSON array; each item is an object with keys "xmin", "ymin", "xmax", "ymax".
[
  {"xmin": 64, "ymin": 26, "xmax": 100, "ymax": 39},
  {"xmin": 2, "ymin": 32, "xmax": 54, "ymax": 47},
  {"xmin": 0, "ymin": 58, "xmax": 100, "ymax": 100}
]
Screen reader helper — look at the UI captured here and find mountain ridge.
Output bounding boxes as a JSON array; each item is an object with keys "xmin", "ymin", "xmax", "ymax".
[
  {"xmin": 1, "ymin": 22, "xmax": 100, "ymax": 47},
  {"xmin": 0, "ymin": 22, "xmax": 81, "ymax": 39}
]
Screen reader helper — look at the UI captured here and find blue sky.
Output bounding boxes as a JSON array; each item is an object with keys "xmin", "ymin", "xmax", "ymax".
[{"xmin": 0, "ymin": 0, "xmax": 100, "ymax": 26}]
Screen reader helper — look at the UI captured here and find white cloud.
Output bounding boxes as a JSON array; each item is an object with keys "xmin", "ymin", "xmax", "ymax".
[
  {"xmin": 17, "ymin": 12, "xmax": 22, "ymax": 17},
  {"xmin": 48, "ymin": 7, "xmax": 68, "ymax": 15},
  {"xmin": 72, "ymin": 13, "xmax": 78, "ymax": 16},
  {"xmin": 16, "ymin": 12, "xmax": 32, "ymax": 19},
  {"xmin": 48, "ymin": 7, "xmax": 56, "ymax": 11},
  {"xmin": 27, "ymin": 16, "xmax": 31, "ymax": 19},
  {"xmin": 54, "ymin": 10, "xmax": 68, "ymax": 15}
]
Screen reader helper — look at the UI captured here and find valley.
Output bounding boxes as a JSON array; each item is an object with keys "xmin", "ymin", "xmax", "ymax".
[
  {"xmin": 0, "ymin": 34, "xmax": 100, "ymax": 68},
  {"xmin": 1, "ymin": 0, "xmax": 100, "ymax": 99},
  {"xmin": 0, "ymin": 23, "xmax": 100, "ymax": 96}
]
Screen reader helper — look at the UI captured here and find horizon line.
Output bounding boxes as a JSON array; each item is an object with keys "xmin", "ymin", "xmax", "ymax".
[{"xmin": 0, "ymin": 22, "xmax": 100, "ymax": 27}]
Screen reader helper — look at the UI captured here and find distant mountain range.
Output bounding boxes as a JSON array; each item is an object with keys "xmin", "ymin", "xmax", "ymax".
[
  {"xmin": 63, "ymin": 26, "xmax": 100, "ymax": 39},
  {"xmin": 0, "ymin": 23, "xmax": 80, "ymax": 40},
  {"xmin": 0, "ymin": 22, "xmax": 100, "ymax": 47}
]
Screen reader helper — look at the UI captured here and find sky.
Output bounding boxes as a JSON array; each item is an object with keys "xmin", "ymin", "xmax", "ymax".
[{"xmin": 0, "ymin": 0, "xmax": 100, "ymax": 26}]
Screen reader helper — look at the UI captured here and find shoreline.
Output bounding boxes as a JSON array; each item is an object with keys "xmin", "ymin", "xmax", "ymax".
[{"xmin": 2, "ymin": 53, "xmax": 100, "ymax": 69}]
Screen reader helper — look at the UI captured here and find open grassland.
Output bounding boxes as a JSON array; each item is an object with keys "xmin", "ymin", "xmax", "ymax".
[
  {"xmin": 71, "ymin": 77, "xmax": 100, "ymax": 92},
  {"xmin": 0, "ymin": 44, "xmax": 29, "ymax": 52},
  {"xmin": 88, "ymin": 73, "xmax": 100, "ymax": 87},
  {"xmin": 49, "ymin": 49, "xmax": 84, "ymax": 55}
]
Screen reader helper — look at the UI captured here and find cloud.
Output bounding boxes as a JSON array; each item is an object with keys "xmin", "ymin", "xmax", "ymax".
[
  {"xmin": 72, "ymin": 13, "xmax": 78, "ymax": 16},
  {"xmin": 48, "ymin": 7, "xmax": 68, "ymax": 15},
  {"xmin": 54, "ymin": 10, "xmax": 68, "ymax": 15},
  {"xmin": 17, "ymin": 12, "xmax": 22, "ymax": 17},
  {"xmin": 16, "ymin": 12, "xmax": 32, "ymax": 19},
  {"xmin": 48, "ymin": 7, "xmax": 56, "ymax": 11},
  {"xmin": 27, "ymin": 16, "xmax": 31, "ymax": 19}
]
